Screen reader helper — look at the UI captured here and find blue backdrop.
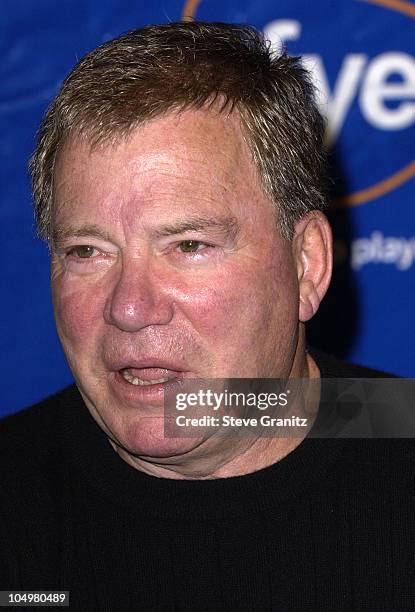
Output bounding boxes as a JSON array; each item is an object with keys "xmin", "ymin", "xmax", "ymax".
[{"xmin": 1, "ymin": 0, "xmax": 414, "ymax": 416}]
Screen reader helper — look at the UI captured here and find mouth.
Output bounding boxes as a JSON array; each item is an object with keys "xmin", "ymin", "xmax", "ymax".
[
  {"xmin": 120, "ymin": 367, "xmax": 176, "ymax": 387},
  {"xmin": 109, "ymin": 363, "xmax": 186, "ymax": 406}
]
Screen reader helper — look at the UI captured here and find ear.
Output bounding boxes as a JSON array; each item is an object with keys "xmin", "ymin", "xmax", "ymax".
[{"xmin": 292, "ymin": 212, "xmax": 333, "ymax": 322}]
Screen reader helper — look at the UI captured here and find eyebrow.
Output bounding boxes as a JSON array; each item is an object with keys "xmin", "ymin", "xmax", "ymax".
[
  {"xmin": 52, "ymin": 215, "xmax": 240, "ymax": 247},
  {"xmin": 152, "ymin": 215, "xmax": 240, "ymax": 242},
  {"xmin": 51, "ymin": 224, "xmax": 113, "ymax": 248}
]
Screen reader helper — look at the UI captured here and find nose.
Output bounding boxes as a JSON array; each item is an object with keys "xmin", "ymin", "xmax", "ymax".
[{"xmin": 104, "ymin": 258, "xmax": 174, "ymax": 332}]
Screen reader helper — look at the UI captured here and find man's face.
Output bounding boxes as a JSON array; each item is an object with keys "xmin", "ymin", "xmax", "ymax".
[{"xmin": 51, "ymin": 109, "xmax": 300, "ymax": 458}]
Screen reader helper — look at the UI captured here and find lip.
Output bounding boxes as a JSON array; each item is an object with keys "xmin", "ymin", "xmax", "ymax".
[
  {"xmin": 110, "ymin": 370, "xmax": 185, "ymax": 407},
  {"xmin": 107, "ymin": 357, "xmax": 188, "ymax": 373},
  {"xmin": 107, "ymin": 358, "xmax": 188, "ymax": 408}
]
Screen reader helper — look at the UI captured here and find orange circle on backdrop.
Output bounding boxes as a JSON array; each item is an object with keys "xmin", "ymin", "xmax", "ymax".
[{"xmin": 181, "ymin": 0, "xmax": 415, "ymax": 207}]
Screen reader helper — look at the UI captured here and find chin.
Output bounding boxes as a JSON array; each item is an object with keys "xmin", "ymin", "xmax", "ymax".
[{"xmin": 118, "ymin": 418, "xmax": 202, "ymax": 459}]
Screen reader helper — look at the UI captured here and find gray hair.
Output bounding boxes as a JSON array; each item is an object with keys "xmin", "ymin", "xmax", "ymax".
[{"xmin": 30, "ymin": 21, "xmax": 328, "ymax": 241}]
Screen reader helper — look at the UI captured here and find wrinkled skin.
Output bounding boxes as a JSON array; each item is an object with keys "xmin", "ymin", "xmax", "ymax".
[{"xmin": 51, "ymin": 108, "xmax": 331, "ymax": 479}]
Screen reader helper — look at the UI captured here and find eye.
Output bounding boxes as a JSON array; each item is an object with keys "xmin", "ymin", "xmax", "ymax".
[
  {"xmin": 178, "ymin": 240, "xmax": 206, "ymax": 253},
  {"xmin": 68, "ymin": 245, "xmax": 99, "ymax": 259},
  {"xmin": 57, "ymin": 243, "xmax": 116, "ymax": 274}
]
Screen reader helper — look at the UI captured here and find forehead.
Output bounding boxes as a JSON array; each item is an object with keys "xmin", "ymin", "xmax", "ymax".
[{"xmin": 53, "ymin": 108, "xmax": 273, "ymax": 228}]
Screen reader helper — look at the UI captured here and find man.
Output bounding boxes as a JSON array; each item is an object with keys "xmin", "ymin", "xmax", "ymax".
[{"xmin": 1, "ymin": 22, "xmax": 413, "ymax": 610}]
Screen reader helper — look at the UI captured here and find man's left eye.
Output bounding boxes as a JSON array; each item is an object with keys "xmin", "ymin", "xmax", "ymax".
[
  {"xmin": 178, "ymin": 240, "xmax": 206, "ymax": 253},
  {"xmin": 68, "ymin": 245, "xmax": 99, "ymax": 258}
]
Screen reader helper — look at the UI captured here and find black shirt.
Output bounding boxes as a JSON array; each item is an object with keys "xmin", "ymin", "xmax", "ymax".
[{"xmin": 1, "ymin": 351, "xmax": 414, "ymax": 611}]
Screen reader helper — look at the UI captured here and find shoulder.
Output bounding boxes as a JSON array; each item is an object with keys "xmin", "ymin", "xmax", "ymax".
[
  {"xmin": 307, "ymin": 346, "xmax": 415, "ymax": 442},
  {"xmin": 333, "ymin": 438, "xmax": 415, "ymax": 514},
  {"xmin": 0, "ymin": 385, "xmax": 86, "ymax": 539},
  {"xmin": 0, "ymin": 385, "xmax": 83, "ymax": 485},
  {"xmin": 308, "ymin": 347, "xmax": 397, "ymax": 378},
  {"xmin": 0, "ymin": 385, "xmax": 81, "ymax": 447},
  {"xmin": 308, "ymin": 355, "xmax": 414, "ymax": 469},
  {"xmin": 0, "ymin": 387, "xmax": 83, "ymax": 586}
]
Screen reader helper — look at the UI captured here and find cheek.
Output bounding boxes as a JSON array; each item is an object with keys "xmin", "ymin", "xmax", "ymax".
[
  {"xmin": 169, "ymin": 281, "xmax": 229, "ymax": 339},
  {"xmin": 193, "ymin": 254, "xmax": 297, "ymax": 345},
  {"xmin": 52, "ymin": 277, "xmax": 107, "ymax": 348},
  {"xmin": 170, "ymin": 260, "xmax": 288, "ymax": 339}
]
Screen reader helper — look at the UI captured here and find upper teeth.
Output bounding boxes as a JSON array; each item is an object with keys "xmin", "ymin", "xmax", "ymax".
[{"xmin": 121, "ymin": 370, "xmax": 169, "ymax": 386}]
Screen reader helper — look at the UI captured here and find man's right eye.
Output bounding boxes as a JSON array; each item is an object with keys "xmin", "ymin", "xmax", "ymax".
[{"xmin": 67, "ymin": 245, "xmax": 99, "ymax": 259}]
